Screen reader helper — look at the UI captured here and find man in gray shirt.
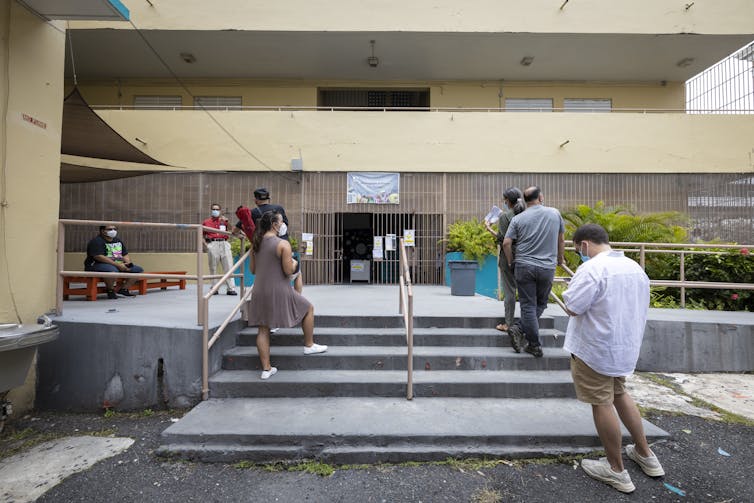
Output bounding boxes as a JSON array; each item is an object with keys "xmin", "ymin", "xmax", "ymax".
[{"xmin": 502, "ymin": 186, "xmax": 564, "ymax": 357}]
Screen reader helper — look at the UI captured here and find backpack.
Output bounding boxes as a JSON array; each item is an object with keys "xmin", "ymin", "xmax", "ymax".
[{"xmin": 235, "ymin": 206, "xmax": 256, "ymax": 241}]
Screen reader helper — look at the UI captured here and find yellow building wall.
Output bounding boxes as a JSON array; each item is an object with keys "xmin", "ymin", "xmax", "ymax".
[
  {"xmin": 0, "ymin": 2, "xmax": 66, "ymax": 411},
  {"xmin": 76, "ymin": 79, "xmax": 684, "ymax": 110},
  {"xmin": 88, "ymin": 108, "xmax": 754, "ymax": 174},
  {"xmin": 69, "ymin": 0, "xmax": 754, "ymax": 35}
]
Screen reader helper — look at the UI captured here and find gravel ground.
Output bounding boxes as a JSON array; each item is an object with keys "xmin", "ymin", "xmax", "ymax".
[{"xmin": 1, "ymin": 408, "xmax": 752, "ymax": 503}]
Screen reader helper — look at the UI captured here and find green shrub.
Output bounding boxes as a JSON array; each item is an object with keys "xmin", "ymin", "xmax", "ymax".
[
  {"xmin": 445, "ymin": 218, "xmax": 497, "ymax": 263},
  {"xmin": 684, "ymin": 247, "xmax": 754, "ymax": 311},
  {"xmin": 230, "ymin": 237, "xmax": 250, "ymax": 257}
]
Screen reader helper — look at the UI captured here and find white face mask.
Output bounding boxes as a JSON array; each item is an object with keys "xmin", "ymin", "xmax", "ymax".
[
  {"xmin": 277, "ymin": 222, "xmax": 288, "ymax": 237},
  {"xmin": 106, "ymin": 230, "xmax": 117, "ymax": 238},
  {"xmin": 211, "ymin": 209, "xmax": 220, "ymax": 218}
]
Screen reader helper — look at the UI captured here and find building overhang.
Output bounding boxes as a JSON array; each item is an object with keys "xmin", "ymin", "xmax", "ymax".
[
  {"xmin": 18, "ymin": 0, "xmax": 129, "ymax": 21},
  {"xmin": 64, "ymin": 30, "xmax": 754, "ymax": 83}
]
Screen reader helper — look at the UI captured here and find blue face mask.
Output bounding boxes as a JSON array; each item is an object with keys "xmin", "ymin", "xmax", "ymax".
[{"xmin": 578, "ymin": 243, "xmax": 590, "ymax": 262}]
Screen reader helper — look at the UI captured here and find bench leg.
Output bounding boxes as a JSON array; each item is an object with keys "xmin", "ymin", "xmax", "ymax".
[{"xmin": 86, "ymin": 278, "xmax": 99, "ymax": 301}]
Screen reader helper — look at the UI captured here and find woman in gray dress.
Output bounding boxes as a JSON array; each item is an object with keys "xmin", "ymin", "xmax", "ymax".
[
  {"xmin": 248, "ymin": 210, "xmax": 327, "ymax": 379},
  {"xmin": 484, "ymin": 187, "xmax": 525, "ymax": 332}
]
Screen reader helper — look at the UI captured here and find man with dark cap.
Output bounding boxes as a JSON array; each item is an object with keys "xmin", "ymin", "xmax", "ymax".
[{"xmin": 237, "ymin": 187, "xmax": 303, "ymax": 293}]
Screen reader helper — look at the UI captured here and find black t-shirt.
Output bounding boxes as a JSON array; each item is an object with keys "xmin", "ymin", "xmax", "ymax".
[
  {"xmin": 236, "ymin": 203, "xmax": 289, "ymax": 240},
  {"xmin": 85, "ymin": 235, "xmax": 128, "ymax": 268}
]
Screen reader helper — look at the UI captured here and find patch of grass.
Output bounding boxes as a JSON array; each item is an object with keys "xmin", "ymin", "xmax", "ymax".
[
  {"xmin": 688, "ymin": 398, "xmax": 754, "ymax": 427},
  {"xmin": 470, "ymin": 487, "xmax": 503, "ymax": 503},
  {"xmin": 141, "ymin": 409, "xmax": 154, "ymax": 417},
  {"xmin": 338, "ymin": 463, "xmax": 371, "ymax": 470},
  {"xmin": 288, "ymin": 461, "xmax": 335, "ymax": 477},
  {"xmin": 103, "ymin": 408, "xmax": 116, "ymax": 419},
  {"xmin": 236, "ymin": 460, "xmax": 336, "ymax": 477}
]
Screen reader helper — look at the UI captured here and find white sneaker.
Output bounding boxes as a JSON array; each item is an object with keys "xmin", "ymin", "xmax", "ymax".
[
  {"xmin": 581, "ymin": 458, "xmax": 635, "ymax": 493},
  {"xmin": 303, "ymin": 343, "xmax": 328, "ymax": 355},
  {"xmin": 260, "ymin": 367, "xmax": 277, "ymax": 380},
  {"xmin": 626, "ymin": 444, "xmax": 665, "ymax": 477}
]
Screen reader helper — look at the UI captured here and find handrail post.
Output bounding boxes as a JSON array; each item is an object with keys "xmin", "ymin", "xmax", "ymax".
[
  {"xmin": 197, "ymin": 226, "xmax": 204, "ymax": 325},
  {"xmin": 56, "ymin": 221, "xmax": 65, "ymax": 315},
  {"xmin": 407, "ymin": 292, "xmax": 413, "ymax": 400},
  {"xmin": 202, "ymin": 300, "xmax": 209, "ymax": 400},
  {"xmin": 680, "ymin": 251, "xmax": 686, "ymax": 308},
  {"xmin": 639, "ymin": 244, "xmax": 646, "ymax": 270}
]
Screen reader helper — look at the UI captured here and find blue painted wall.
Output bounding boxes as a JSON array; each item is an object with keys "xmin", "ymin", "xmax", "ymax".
[{"xmin": 444, "ymin": 252, "xmax": 499, "ymax": 299}]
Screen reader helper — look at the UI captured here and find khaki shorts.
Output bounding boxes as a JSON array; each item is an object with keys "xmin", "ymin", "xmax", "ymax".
[{"xmin": 570, "ymin": 355, "xmax": 626, "ymax": 405}]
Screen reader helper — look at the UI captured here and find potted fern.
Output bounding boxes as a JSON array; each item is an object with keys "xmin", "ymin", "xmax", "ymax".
[{"xmin": 443, "ymin": 219, "xmax": 499, "ymax": 297}]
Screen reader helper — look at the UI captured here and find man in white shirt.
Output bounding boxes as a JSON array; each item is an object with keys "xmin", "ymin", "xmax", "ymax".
[{"xmin": 563, "ymin": 223, "xmax": 664, "ymax": 494}]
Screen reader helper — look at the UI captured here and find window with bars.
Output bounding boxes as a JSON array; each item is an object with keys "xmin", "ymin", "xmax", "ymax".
[
  {"xmin": 194, "ymin": 96, "xmax": 243, "ymax": 110},
  {"xmin": 319, "ymin": 89, "xmax": 430, "ymax": 109},
  {"xmin": 133, "ymin": 95, "xmax": 183, "ymax": 109},
  {"xmin": 504, "ymin": 98, "xmax": 553, "ymax": 112},
  {"xmin": 563, "ymin": 98, "xmax": 612, "ymax": 112}
]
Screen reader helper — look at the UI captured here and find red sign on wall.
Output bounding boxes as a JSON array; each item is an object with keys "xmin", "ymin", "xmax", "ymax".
[{"xmin": 22, "ymin": 113, "xmax": 47, "ymax": 130}]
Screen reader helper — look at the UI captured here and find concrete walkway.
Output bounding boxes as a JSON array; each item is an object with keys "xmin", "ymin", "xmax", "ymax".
[{"xmin": 55, "ymin": 283, "xmax": 754, "ymax": 326}]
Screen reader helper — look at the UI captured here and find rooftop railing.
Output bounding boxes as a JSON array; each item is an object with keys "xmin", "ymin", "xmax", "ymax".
[{"xmin": 90, "ymin": 105, "xmax": 754, "ymax": 114}]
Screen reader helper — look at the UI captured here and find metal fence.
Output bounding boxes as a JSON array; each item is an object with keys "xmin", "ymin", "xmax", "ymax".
[{"xmin": 686, "ymin": 41, "xmax": 754, "ymax": 114}]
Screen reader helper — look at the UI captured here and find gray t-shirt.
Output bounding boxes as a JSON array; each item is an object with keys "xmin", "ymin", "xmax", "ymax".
[{"xmin": 504, "ymin": 204, "xmax": 564, "ymax": 269}]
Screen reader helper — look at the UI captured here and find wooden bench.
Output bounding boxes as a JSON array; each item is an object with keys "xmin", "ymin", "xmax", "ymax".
[{"xmin": 62, "ymin": 271, "xmax": 187, "ymax": 301}]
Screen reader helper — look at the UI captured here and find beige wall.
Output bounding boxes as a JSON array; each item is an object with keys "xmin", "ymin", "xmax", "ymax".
[
  {"xmin": 76, "ymin": 79, "xmax": 684, "ymax": 109},
  {"xmin": 0, "ymin": 2, "xmax": 65, "ymax": 411},
  {"xmin": 70, "ymin": 0, "xmax": 754, "ymax": 35},
  {"xmin": 87, "ymin": 108, "xmax": 754, "ymax": 174}
]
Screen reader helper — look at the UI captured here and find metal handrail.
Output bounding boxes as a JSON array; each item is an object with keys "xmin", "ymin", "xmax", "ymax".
[
  {"xmin": 200, "ymin": 246, "xmax": 253, "ymax": 400},
  {"xmin": 90, "ymin": 104, "xmax": 754, "ymax": 114},
  {"xmin": 553, "ymin": 241, "xmax": 754, "ymax": 308},
  {"xmin": 56, "ymin": 218, "xmax": 251, "ymax": 402},
  {"xmin": 398, "ymin": 238, "xmax": 414, "ymax": 400}
]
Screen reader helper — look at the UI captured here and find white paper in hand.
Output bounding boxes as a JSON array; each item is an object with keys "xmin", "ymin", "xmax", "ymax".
[{"xmin": 484, "ymin": 205, "xmax": 503, "ymax": 224}]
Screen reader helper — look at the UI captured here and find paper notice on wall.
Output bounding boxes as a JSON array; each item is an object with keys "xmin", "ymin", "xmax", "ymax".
[
  {"xmin": 385, "ymin": 233, "xmax": 396, "ymax": 251},
  {"xmin": 484, "ymin": 205, "xmax": 503, "ymax": 224},
  {"xmin": 302, "ymin": 233, "xmax": 314, "ymax": 242},
  {"xmin": 373, "ymin": 236, "xmax": 384, "ymax": 260},
  {"xmin": 305, "ymin": 241, "xmax": 313, "ymax": 255},
  {"xmin": 403, "ymin": 229, "xmax": 415, "ymax": 247}
]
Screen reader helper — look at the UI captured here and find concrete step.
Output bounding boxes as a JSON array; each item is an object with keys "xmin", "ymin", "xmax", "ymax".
[
  {"xmin": 157, "ymin": 397, "xmax": 670, "ymax": 463},
  {"xmin": 237, "ymin": 327, "xmax": 565, "ymax": 348},
  {"xmin": 222, "ymin": 345, "xmax": 571, "ymax": 371},
  {"xmin": 209, "ymin": 369, "xmax": 576, "ymax": 399},
  {"xmin": 314, "ymin": 315, "xmax": 555, "ymax": 330}
]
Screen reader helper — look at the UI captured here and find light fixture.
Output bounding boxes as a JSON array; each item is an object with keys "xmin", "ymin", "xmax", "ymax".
[
  {"xmin": 520, "ymin": 56, "xmax": 534, "ymax": 66},
  {"xmin": 676, "ymin": 57, "xmax": 695, "ymax": 68},
  {"xmin": 367, "ymin": 40, "xmax": 379, "ymax": 68},
  {"xmin": 180, "ymin": 52, "xmax": 196, "ymax": 64}
]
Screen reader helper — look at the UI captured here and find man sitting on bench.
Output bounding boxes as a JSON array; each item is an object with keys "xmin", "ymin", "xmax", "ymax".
[{"xmin": 84, "ymin": 225, "xmax": 144, "ymax": 299}]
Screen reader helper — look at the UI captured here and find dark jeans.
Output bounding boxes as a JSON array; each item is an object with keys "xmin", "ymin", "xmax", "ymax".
[{"xmin": 514, "ymin": 263, "xmax": 555, "ymax": 348}]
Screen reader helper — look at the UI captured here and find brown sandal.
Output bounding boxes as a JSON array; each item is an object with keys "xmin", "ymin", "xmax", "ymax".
[{"xmin": 495, "ymin": 323, "xmax": 508, "ymax": 332}]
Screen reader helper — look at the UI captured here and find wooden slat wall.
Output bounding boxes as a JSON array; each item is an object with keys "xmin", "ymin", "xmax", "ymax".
[{"xmin": 61, "ymin": 171, "xmax": 754, "ymax": 283}]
